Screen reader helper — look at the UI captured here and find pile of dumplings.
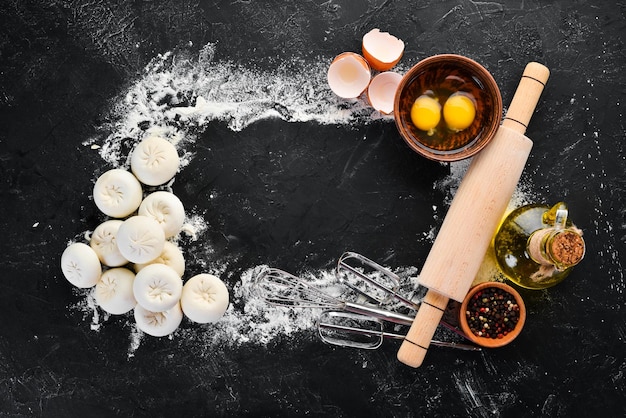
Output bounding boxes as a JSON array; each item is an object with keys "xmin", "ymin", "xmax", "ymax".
[{"xmin": 61, "ymin": 135, "xmax": 229, "ymax": 337}]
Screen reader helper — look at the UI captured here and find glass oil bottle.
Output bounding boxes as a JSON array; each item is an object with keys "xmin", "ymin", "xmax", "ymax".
[{"xmin": 493, "ymin": 202, "xmax": 585, "ymax": 290}]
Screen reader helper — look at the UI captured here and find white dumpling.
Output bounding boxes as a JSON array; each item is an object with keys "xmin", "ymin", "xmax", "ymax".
[
  {"xmin": 134, "ymin": 241, "xmax": 185, "ymax": 277},
  {"xmin": 134, "ymin": 302, "xmax": 183, "ymax": 337},
  {"xmin": 90, "ymin": 220, "xmax": 128, "ymax": 267},
  {"xmin": 133, "ymin": 264, "xmax": 182, "ymax": 312},
  {"xmin": 180, "ymin": 274, "xmax": 229, "ymax": 324},
  {"xmin": 138, "ymin": 191, "xmax": 185, "ymax": 238},
  {"xmin": 61, "ymin": 243, "xmax": 102, "ymax": 288},
  {"xmin": 92, "ymin": 169, "xmax": 143, "ymax": 218},
  {"xmin": 94, "ymin": 267, "xmax": 136, "ymax": 315},
  {"xmin": 116, "ymin": 216, "xmax": 165, "ymax": 264},
  {"xmin": 130, "ymin": 136, "xmax": 180, "ymax": 186}
]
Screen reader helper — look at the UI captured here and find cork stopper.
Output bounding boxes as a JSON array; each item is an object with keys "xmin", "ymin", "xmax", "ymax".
[{"xmin": 549, "ymin": 230, "xmax": 585, "ymax": 266}]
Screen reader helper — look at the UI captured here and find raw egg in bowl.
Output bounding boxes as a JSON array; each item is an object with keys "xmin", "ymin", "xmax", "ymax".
[{"xmin": 394, "ymin": 54, "xmax": 503, "ymax": 162}]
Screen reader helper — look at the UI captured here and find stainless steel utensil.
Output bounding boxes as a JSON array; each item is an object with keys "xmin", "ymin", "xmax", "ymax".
[
  {"xmin": 336, "ymin": 251, "xmax": 471, "ymax": 341},
  {"xmin": 254, "ymin": 264, "xmax": 479, "ymax": 351},
  {"xmin": 255, "ymin": 267, "xmax": 415, "ymax": 326},
  {"xmin": 317, "ymin": 310, "xmax": 481, "ymax": 351},
  {"xmin": 336, "ymin": 252, "xmax": 417, "ymax": 309}
]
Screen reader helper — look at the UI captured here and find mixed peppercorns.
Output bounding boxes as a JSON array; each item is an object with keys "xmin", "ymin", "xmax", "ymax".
[{"xmin": 465, "ymin": 287, "xmax": 520, "ymax": 339}]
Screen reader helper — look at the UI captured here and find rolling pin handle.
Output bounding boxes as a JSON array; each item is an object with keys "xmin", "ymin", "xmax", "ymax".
[
  {"xmin": 397, "ymin": 290, "xmax": 449, "ymax": 368},
  {"xmin": 502, "ymin": 62, "xmax": 550, "ymax": 134}
]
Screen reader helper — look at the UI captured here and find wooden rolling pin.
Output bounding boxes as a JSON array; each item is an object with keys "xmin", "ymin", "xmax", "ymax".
[{"xmin": 397, "ymin": 62, "xmax": 550, "ymax": 367}]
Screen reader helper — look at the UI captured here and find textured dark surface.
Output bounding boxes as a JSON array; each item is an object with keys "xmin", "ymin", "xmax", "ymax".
[{"xmin": 1, "ymin": 0, "xmax": 625, "ymax": 416}]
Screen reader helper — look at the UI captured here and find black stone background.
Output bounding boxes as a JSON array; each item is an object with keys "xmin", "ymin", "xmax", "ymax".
[{"xmin": 1, "ymin": 0, "xmax": 625, "ymax": 416}]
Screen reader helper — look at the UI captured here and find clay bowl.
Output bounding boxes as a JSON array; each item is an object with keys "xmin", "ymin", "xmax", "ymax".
[
  {"xmin": 459, "ymin": 281, "xmax": 526, "ymax": 348},
  {"xmin": 394, "ymin": 54, "xmax": 503, "ymax": 162}
]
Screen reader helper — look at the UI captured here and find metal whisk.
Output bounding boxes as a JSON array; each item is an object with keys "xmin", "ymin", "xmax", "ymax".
[
  {"xmin": 317, "ymin": 310, "xmax": 480, "ymax": 351},
  {"xmin": 336, "ymin": 252, "xmax": 414, "ymax": 308},
  {"xmin": 336, "ymin": 251, "xmax": 471, "ymax": 341},
  {"xmin": 255, "ymin": 267, "xmax": 415, "ymax": 327},
  {"xmin": 254, "ymin": 267, "xmax": 478, "ymax": 351}
]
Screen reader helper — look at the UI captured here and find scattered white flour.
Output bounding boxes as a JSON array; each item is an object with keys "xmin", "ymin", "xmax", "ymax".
[
  {"xmin": 179, "ymin": 212, "xmax": 208, "ymax": 241},
  {"xmin": 73, "ymin": 41, "xmax": 535, "ymax": 356},
  {"xmin": 83, "ymin": 42, "xmax": 384, "ymax": 168},
  {"xmin": 126, "ymin": 325, "xmax": 143, "ymax": 358}
]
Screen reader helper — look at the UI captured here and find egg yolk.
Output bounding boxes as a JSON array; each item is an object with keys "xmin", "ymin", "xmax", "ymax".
[
  {"xmin": 443, "ymin": 94, "xmax": 476, "ymax": 131},
  {"xmin": 410, "ymin": 95, "xmax": 441, "ymax": 133}
]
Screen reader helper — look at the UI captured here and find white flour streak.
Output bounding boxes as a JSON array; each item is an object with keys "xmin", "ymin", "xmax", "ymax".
[
  {"xmin": 215, "ymin": 267, "xmax": 325, "ymax": 346},
  {"xmin": 454, "ymin": 369, "xmax": 485, "ymax": 413},
  {"xmin": 453, "ymin": 368, "xmax": 515, "ymax": 418},
  {"xmin": 84, "ymin": 43, "xmax": 376, "ymax": 168},
  {"xmin": 127, "ymin": 325, "xmax": 143, "ymax": 359}
]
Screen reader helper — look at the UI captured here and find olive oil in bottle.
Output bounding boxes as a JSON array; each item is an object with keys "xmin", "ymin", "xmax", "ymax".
[{"xmin": 493, "ymin": 202, "xmax": 585, "ymax": 290}]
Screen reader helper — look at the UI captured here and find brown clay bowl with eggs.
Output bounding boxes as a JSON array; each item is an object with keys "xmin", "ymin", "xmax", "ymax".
[{"xmin": 394, "ymin": 54, "xmax": 503, "ymax": 162}]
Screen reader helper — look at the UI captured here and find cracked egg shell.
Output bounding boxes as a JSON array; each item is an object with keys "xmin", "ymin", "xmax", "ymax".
[
  {"xmin": 362, "ymin": 28, "xmax": 405, "ymax": 71},
  {"xmin": 367, "ymin": 71, "xmax": 403, "ymax": 114},
  {"xmin": 327, "ymin": 52, "xmax": 371, "ymax": 99}
]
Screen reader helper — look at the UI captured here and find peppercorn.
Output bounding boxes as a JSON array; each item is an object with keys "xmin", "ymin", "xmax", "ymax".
[{"xmin": 465, "ymin": 286, "xmax": 520, "ymax": 339}]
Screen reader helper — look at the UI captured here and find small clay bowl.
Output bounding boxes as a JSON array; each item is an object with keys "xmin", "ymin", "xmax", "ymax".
[
  {"xmin": 459, "ymin": 282, "xmax": 526, "ymax": 348},
  {"xmin": 393, "ymin": 54, "xmax": 503, "ymax": 162}
]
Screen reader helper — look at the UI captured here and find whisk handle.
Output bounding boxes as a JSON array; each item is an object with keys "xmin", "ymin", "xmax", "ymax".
[
  {"xmin": 344, "ymin": 301, "xmax": 414, "ymax": 327},
  {"xmin": 396, "ymin": 290, "xmax": 448, "ymax": 367}
]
